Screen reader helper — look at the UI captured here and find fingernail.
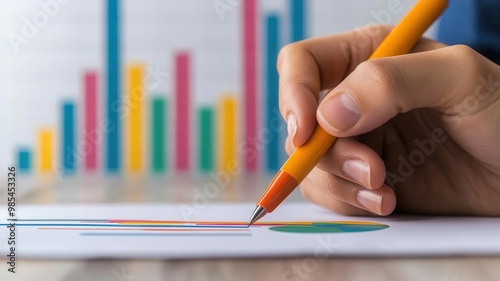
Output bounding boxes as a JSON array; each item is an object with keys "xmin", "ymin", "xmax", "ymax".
[
  {"xmin": 318, "ymin": 93, "xmax": 360, "ymax": 131},
  {"xmin": 287, "ymin": 114, "xmax": 297, "ymax": 147},
  {"xmin": 356, "ymin": 190, "xmax": 382, "ymax": 214},
  {"xmin": 342, "ymin": 160, "xmax": 371, "ymax": 188}
]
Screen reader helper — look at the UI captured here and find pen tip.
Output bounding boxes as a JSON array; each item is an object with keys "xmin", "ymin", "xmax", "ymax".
[{"xmin": 247, "ymin": 205, "xmax": 267, "ymax": 226}]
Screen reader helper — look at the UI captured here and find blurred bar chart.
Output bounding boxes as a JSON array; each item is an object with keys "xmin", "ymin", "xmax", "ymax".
[{"xmin": 0, "ymin": 0, "xmax": 422, "ymax": 179}]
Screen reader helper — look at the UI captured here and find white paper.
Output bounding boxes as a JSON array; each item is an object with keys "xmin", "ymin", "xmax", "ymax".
[{"xmin": 1, "ymin": 202, "xmax": 500, "ymax": 259}]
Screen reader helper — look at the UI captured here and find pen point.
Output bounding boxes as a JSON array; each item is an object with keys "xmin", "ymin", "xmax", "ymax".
[{"xmin": 247, "ymin": 205, "xmax": 267, "ymax": 226}]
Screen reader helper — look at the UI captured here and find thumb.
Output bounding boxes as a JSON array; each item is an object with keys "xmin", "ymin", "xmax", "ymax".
[{"xmin": 316, "ymin": 45, "xmax": 499, "ymax": 137}]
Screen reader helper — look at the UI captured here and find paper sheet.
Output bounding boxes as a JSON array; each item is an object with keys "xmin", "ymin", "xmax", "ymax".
[{"xmin": 1, "ymin": 202, "xmax": 500, "ymax": 259}]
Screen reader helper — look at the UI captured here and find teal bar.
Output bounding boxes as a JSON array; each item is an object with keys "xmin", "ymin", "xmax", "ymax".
[
  {"xmin": 18, "ymin": 149, "xmax": 31, "ymax": 173},
  {"xmin": 62, "ymin": 102, "xmax": 76, "ymax": 173},
  {"xmin": 199, "ymin": 107, "xmax": 214, "ymax": 172},
  {"xmin": 291, "ymin": 0, "xmax": 305, "ymax": 42},
  {"xmin": 265, "ymin": 14, "xmax": 281, "ymax": 172},
  {"xmin": 106, "ymin": 0, "xmax": 120, "ymax": 172}
]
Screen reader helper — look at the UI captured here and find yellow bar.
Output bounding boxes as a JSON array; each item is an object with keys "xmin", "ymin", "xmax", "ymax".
[
  {"xmin": 128, "ymin": 64, "xmax": 143, "ymax": 172},
  {"xmin": 38, "ymin": 130, "xmax": 53, "ymax": 173},
  {"xmin": 219, "ymin": 95, "xmax": 237, "ymax": 171}
]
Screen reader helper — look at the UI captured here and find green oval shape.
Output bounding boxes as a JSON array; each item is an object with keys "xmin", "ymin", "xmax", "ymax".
[{"xmin": 269, "ymin": 222, "xmax": 388, "ymax": 233}]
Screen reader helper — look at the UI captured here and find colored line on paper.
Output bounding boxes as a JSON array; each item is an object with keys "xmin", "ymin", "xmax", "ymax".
[
  {"xmin": 220, "ymin": 96, "xmax": 236, "ymax": 171},
  {"xmin": 3, "ymin": 220, "xmax": 389, "ymax": 235},
  {"xmin": 38, "ymin": 129, "xmax": 53, "ymax": 173},
  {"xmin": 6, "ymin": 223, "xmax": 247, "ymax": 228},
  {"xmin": 38, "ymin": 228, "xmax": 250, "ymax": 232},
  {"xmin": 152, "ymin": 97, "xmax": 166, "ymax": 173},
  {"xmin": 80, "ymin": 233, "xmax": 252, "ymax": 237},
  {"xmin": 6, "ymin": 219, "xmax": 109, "ymax": 222},
  {"xmin": 199, "ymin": 107, "xmax": 214, "ymax": 172},
  {"xmin": 128, "ymin": 64, "xmax": 143, "ymax": 172}
]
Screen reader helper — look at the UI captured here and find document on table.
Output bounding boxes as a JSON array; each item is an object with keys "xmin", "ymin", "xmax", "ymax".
[{"xmin": 1, "ymin": 202, "xmax": 499, "ymax": 259}]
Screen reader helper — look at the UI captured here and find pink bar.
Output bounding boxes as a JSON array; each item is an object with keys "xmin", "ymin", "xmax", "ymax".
[
  {"xmin": 84, "ymin": 72, "xmax": 97, "ymax": 171},
  {"xmin": 244, "ymin": 0, "xmax": 257, "ymax": 171},
  {"xmin": 175, "ymin": 53, "xmax": 190, "ymax": 171}
]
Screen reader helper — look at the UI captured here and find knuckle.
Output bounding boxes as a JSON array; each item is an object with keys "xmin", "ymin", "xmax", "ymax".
[
  {"xmin": 447, "ymin": 45, "xmax": 483, "ymax": 81},
  {"xmin": 355, "ymin": 59, "xmax": 406, "ymax": 111},
  {"xmin": 449, "ymin": 44, "xmax": 480, "ymax": 63},
  {"xmin": 450, "ymin": 44, "xmax": 483, "ymax": 75},
  {"xmin": 357, "ymin": 60, "xmax": 400, "ymax": 93},
  {"xmin": 277, "ymin": 42, "xmax": 302, "ymax": 71}
]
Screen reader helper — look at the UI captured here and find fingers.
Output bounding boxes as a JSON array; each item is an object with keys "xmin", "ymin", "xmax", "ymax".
[
  {"xmin": 286, "ymin": 136, "xmax": 386, "ymax": 190},
  {"xmin": 278, "ymin": 25, "xmax": 394, "ymax": 148},
  {"xmin": 286, "ymin": 135, "xmax": 395, "ymax": 215},
  {"xmin": 316, "ymin": 137, "xmax": 386, "ymax": 190},
  {"xmin": 316, "ymin": 45, "xmax": 496, "ymax": 138},
  {"xmin": 278, "ymin": 25, "xmax": 444, "ymax": 148},
  {"xmin": 300, "ymin": 167, "xmax": 396, "ymax": 216}
]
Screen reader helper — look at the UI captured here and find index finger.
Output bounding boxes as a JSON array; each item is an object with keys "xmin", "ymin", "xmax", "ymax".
[{"xmin": 277, "ymin": 25, "xmax": 394, "ymax": 147}]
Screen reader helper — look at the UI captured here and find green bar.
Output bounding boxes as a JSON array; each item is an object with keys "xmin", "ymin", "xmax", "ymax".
[
  {"xmin": 151, "ymin": 97, "xmax": 166, "ymax": 173},
  {"xmin": 199, "ymin": 107, "xmax": 214, "ymax": 172}
]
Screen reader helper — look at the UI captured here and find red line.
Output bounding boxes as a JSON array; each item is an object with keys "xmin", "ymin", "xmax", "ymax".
[
  {"xmin": 175, "ymin": 52, "xmax": 190, "ymax": 171},
  {"xmin": 243, "ymin": 0, "xmax": 257, "ymax": 171},
  {"xmin": 84, "ymin": 71, "xmax": 98, "ymax": 171},
  {"xmin": 144, "ymin": 228, "xmax": 249, "ymax": 232}
]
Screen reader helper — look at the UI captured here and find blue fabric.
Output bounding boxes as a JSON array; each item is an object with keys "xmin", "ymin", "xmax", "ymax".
[{"xmin": 438, "ymin": 0, "xmax": 500, "ymax": 63}]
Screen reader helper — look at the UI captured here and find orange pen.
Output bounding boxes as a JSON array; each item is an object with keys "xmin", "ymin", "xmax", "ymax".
[{"xmin": 248, "ymin": 0, "xmax": 449, "ymax": 225}]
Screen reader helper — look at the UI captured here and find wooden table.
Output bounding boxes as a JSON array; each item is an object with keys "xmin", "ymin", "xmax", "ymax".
[{"xmin": 2, "ymin": 257, "xmax": 499, "ymax": 280}]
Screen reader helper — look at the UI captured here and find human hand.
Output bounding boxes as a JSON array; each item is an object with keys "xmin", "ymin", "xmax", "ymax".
[{"xmin": 278, "ymin": 25, "xmax": 500, "ymax": 216}]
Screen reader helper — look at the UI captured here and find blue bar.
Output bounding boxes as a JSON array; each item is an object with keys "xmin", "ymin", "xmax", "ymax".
[
  {"xmin": 62, "ymin": 102, "xmax": 76, "ymax": 173},
  {"xmin": 106, "ymin": 0, "xmax": 120, "ymax": 172},
  {"xmin": 18, "ymin": 149, "xmax": 31, "ymax": 172},
  {"xmin": 291, "ymin": 0, "xmax": 305, "ymax": 42},
  {"xmin": 265, "ymin": 14, "xmax": 280, "ymax": 172}
]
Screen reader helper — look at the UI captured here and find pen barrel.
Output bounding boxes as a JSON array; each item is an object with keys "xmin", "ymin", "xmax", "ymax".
[
  {"xmin": 370, "ymin": 0, "xmax": 448, "ymax": 59},
  {"xmin": 258, "ymin": 126, "xmax": 335, "ymax": 212},
  {"xmin": 257, "ymin": 170, "xmax": 299, "ymax": 212},
  {"xmin": 282, "ymin": 126, "xmax": 336, "ymax": 183}
]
